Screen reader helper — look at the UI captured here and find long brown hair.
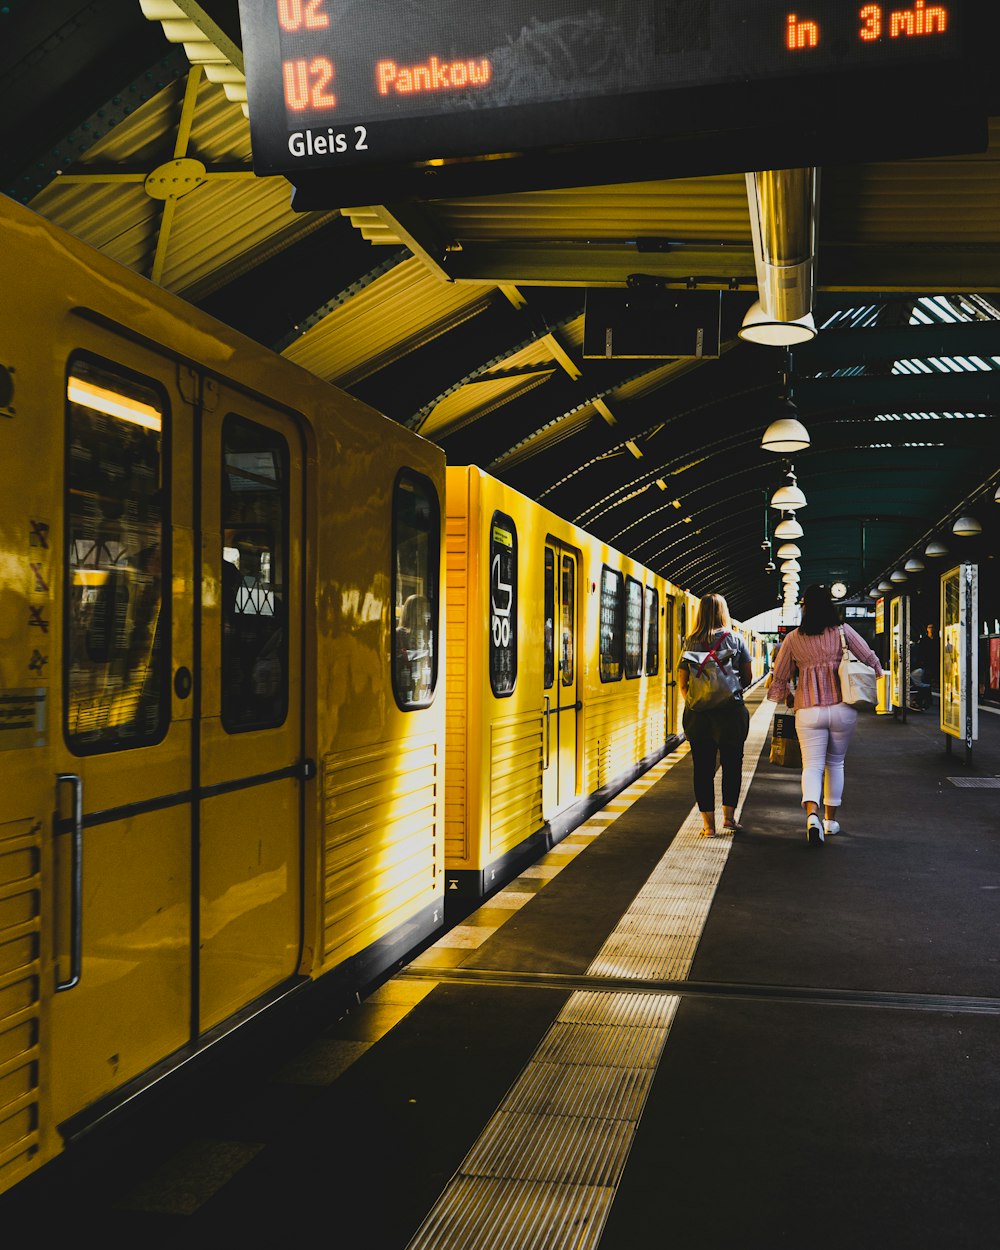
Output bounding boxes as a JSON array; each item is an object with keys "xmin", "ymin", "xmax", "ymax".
[{"xmin": 690, "ymin": 592, "xmax": 732, "ymax": 640}]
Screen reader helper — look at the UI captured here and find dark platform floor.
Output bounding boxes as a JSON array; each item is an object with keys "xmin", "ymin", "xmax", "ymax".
[{"xmin": 5, "ymin": 691, "xmax": 1000, "ymax": 1248}]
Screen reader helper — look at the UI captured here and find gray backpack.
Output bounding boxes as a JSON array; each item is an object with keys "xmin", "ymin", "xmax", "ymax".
[{"xmin": 681, "ymin": 632, "xmax": 743, "ymax": 710}]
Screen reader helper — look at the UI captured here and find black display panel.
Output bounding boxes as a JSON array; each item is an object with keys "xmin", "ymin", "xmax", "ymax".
[
  {"xmin": 236, "ymin": 0, "xmax": 980, "ymax": 204},
  {"xmin": 583, "ymin": 289, "xmax": 722, "ymax": 359}
]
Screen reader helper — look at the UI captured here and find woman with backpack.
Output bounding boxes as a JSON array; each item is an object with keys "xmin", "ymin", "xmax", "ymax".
[
  {"xmin": 767, "ymin": 583, "xmax": 884, "ymax": 846},
  {"xmin": 677, "ymin": 593, "xmax": 754, "ymax": 837}
]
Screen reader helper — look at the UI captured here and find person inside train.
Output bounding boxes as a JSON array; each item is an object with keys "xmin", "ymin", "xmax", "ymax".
[
  {"xmin": 768, "ymin": 583, "xmax": 884, "ymax": 846},
  {"xmin": 677, "ymin": 592, "xmax": 753, "ymax": 838}
]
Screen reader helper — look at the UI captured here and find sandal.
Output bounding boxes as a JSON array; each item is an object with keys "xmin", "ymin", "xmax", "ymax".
[{"xmin": 722, "ymin": 822, "xmax": 742, "ymax": 834}]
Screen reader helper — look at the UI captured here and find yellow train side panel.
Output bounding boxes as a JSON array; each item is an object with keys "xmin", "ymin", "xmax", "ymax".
[{"xmin": 0, "ymin": 820, "xmax": 43, "ymax": 1194}]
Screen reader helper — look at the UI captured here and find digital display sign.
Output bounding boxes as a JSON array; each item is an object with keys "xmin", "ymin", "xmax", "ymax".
[{"xmin": 236, "ymin": 0, "xmax": 979, "ymax": 204}]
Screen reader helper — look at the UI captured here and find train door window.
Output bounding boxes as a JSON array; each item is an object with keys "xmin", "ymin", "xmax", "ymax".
[
  {"xmin": 543, "ymin": 547, "xmax": 555, "ymax": 690},
  {"xmin": 65, "ymin": 358, "xmax": 169, "ymax": 752},
  {"xmin": 624, "ymin": 575, "xmax": 643, "ymax": 678},
  {"xmin": 644, "ymin": 585, "xmax": 660, "ymax": 676},
  {"xmin": 560, "ymin": 554, "xmax": 575, "ymax": 687},
  {"xmin": 489, "ymin": 511, "xmax": 517, "ymax": 697},
  {"xmin": 221, "ymin": 415, "xmax": 289, "ymax": 732},
  {"xmin": 599, "ymin": 566, "xmax": 624, "ymax": 683},
  {"xmin": 392, "ymin": 470, "xmax": 440, "ymax": 709}
]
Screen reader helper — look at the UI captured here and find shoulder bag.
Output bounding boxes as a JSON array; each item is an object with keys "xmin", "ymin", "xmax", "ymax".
[{"xmin": 838, "ymin": 626, "xmax": 878, "ymax": 712}]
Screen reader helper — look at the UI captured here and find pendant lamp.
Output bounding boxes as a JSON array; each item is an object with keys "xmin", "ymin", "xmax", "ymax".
[
  {"xmin": 924, "ymin": 539, "xmax": 948, "ymax": 558},
  {"xmin": 770, "ymin": 468, "xmax": 807, "ymax": 511},
  {"xmin": 952, "ymin": 515, "xmax": 982, "ymax": 536},
  {"xmin": 774, "ymin": 514, "xmax": 804, "ymax": 540},
  {"xmin": 904, "ymin": 557, "xmax": 925, "ymax": 573},
  {"xmin": 739, "ymin": 299, "xmax": 817, "ymax": 346},
  {"xmin": 776, "ymin": 542, "xmax": 801, "ymax": 559}
]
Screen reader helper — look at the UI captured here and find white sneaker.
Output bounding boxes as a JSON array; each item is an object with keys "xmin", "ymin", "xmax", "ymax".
[
  {"xmin": 823, "ymin": 819, "xmax": 840, "ymax": 836},
  {"xmin": 806, "ymin": 814, "xmax": 824, "ymax": 846}
]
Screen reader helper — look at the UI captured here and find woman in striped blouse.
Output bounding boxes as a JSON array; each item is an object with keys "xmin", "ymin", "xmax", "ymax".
[{"xmin": 768, "ymin": 584, "xmax": 884, "ymax": 846}]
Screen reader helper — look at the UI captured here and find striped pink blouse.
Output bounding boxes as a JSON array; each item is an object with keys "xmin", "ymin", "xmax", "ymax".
[{"xmin": 767, "ymin": 623, "xmax": 884, "ymax": 709}]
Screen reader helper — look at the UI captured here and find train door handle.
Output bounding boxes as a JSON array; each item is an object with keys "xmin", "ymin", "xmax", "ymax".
[
  {"xmin": 55, "ymin": 773, "xmax": 83, "ymax": 992},
  {"xmin": 543, "ymin": 697, "xmax": 551, "ymax": 769}
]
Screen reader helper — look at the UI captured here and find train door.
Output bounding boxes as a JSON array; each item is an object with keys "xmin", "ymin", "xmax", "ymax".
[
  {"xmin": 542, "ymin": 541, "xmax": 579, "ymax": 815},
  {"xmin": 197, "ymin": 386, "xmax": 304, "ymax": 1031},
  {"xmin": 663, "ymin": 595, "xmax": 678, "ymax": 733},
  {"xmin": 51, "ymin": 347, "xmax": 196, "ymax": 1125}
]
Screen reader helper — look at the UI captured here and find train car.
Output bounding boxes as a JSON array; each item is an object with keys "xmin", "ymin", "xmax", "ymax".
[
  {"xmin": 442, "ymin": 465, "xmax": 695, "ymax": 899},
  {"xmin": 0, "ymin": 194, "xmax": 447, "ymax": 1198}
]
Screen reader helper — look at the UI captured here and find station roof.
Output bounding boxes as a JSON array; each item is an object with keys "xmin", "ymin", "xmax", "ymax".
[{"xmin": 3, "ymin": 0, "xmax": 999, "ymax": 621}]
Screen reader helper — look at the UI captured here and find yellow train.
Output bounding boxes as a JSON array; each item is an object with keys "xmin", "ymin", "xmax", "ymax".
[{"xmin": 0, "ymin": 193, "xmax": 759, "ymax": 1201}]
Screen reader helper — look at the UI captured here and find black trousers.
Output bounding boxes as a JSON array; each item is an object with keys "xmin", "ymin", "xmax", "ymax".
[{"xmin": 682, "ymin": 697, "xmax": 751, "ymax": 812}]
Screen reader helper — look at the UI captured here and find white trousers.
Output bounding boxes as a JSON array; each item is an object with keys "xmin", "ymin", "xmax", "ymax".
[{"xmin": 795, "ymin": 702, "xmax": 858, "ymax": 808}]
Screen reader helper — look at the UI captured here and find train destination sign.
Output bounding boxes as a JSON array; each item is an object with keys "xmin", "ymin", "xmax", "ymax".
[{"xmin": 237, "ymin": 0, "xmax": 976, "ymax": 202}]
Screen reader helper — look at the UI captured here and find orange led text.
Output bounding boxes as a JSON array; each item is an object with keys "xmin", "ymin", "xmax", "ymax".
[
  {"xmin": 276, "ymin": 0, "xmax": 329, "ymax": 32},
  {"xmin": 283, "ymin": 57, "xmax": 337, "ymax": 111},
  {"xmin": 786, "ymin": 1, "xmax": 949, "ymax": 49},
  {"xmin": 376, "ymin": 55, "xmax": 492, "ymax": 97}
]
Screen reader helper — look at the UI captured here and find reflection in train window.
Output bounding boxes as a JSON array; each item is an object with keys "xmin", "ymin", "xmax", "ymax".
[
  {"xmin": 624, "ymin": 575, "xmax": 643, "ymax": 679},
  {"xmin": 489, "ymin": 511, "xmax": 517, "ymax": 697},
  {"xmin": 221, "ymin": 415, "xmax": 289, "ymax": 732},
  {"xmin": 599, "ymin": 566, "xmax": 624, "ymax": 682},
  {"xmin": 644, "ymin": 585, "xmax": 660, "ymax": 676},
  {"xmin": 393, "ymin": 470, "xmax": 440, "ymax": 709},
  {"xmin": 65, "ymin": 357, "xmax": 169, "ymax": 753},
  {"xmin": 560, "ymin": 553, "xmax": 575, "ymax": 687}
]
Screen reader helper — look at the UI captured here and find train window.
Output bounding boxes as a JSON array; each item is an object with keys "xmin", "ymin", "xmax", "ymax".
[
  {"xmin": 65, "ymin": 357, "xmax": 169, "ymax": 753},
  {"xmin": 221, "ymin": 415, "xmax": 289, "ymax": 732},
  {"xmin": 644, "ymin": 585, "xmax": 660, "ymax": 676},
  {"xmin": 624, "ymin": 575, "xmax": 643, "ymax": 679},
  {"xmin": 489, "ymin": 511, "xmax": 517, "ymax": 697},
  {"xmin": 392, "ymin": 470, "xmax": 440, "ymax": 709},
  {"xmin": 560, "ymin": 554, "xmax": 575, "ymax": 687},
  {"xmin": 543, "ymin": 548, "xmax": 555, "ymax": 690},
  {"xmin": 599, "ymin": 566, "xmax": 624, "ymax": 683}
]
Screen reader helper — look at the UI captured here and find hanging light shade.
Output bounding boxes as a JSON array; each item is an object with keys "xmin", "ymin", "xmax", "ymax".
[
  {"xmin": 774, "ymin": 515, "xmax": 804, "ymax": 540},
  {"xmin": 783, "ymin": 570, "xmax": 799, "ymax": 581},
  {"xmin": 868, "ymin": 590, "xmax": 881, "ymax": 599},
  {"xmin": 924, "ymin": 539, "xmax": 949, "ymax": 558},
  {"xmin": 776, "ymin": 542, "xmax": 801, "ymax": 559},
  {"xmin": 764, "ymin": 561, "xmax": 776, "ymax": 573},
  {"xmin": 877, "ymin": 580, "xmax": 893, "ymax": 593},
  {"xmin": 770, "ymin": 471, "xmax": 807, "ymax": 511},
  {"xmin": 781, "ymin": 559, "xmax": 801, "ymax": 573},
  {"xmin": 761, "ymin": 397, "xmax": 811, "ymax": 454},
  {"xmin": 952, "ymin": 514, "xmax": 982, "ymax": 536},
  {"xmin": 994, "ymin": 485, "xmax": 1000, "ymax": 503},
  {"xmin": 904, "ymin": 557, "xmax": 925, "ymax": 573},
  {"xmin": 739, "ymin": 299, "xmax": 817, "ymax": 346},
  {"xmin": 890, "ymin": 569, "xmax": 907, "ymax": 583}
]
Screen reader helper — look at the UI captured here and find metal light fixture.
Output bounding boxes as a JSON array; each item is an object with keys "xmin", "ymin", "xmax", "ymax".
[
  {"xmin": 770, "ymin": 467, "xmax": 807, "ymax": 511},
  {"xmin": 995, "ymin": 485, "xmax": 1000, "ymax": 503},
  {"xmin": 774, "ymin": 514, "xmax": 804, "ymax": 540},
  {"xmin": 890, "ymin": 569, "xmax": 907, "ymax": 583},
  {"xmin": 878, "ymin": 580, "xmax": 893, "ymax": 593},
  {"xmin": 739, "ymin": 299, "xmax": 817, "ymax": 346},
  {"xmin": 781, "ymin": 559, "xmax": 801, "ymax": 572},
  {"xmin": 925, "ymin": 539, "xmax": 949, "ymax": 558},
  {"xmin": 904, "ymin": 556, "xmax": 925, "ymax": 573},
  {"xmin": 952, "ymin": 514, "xmax": 982, "ymax": 536},
  {"xmin": 761, "ymin": 397, "xmax": 811, "ymax": 454},
  {"xmin": 868, "ymin": 589, "xmax": 881, "ymax": 599},
  {"xmin": 764, "ymin": 561, "xmax": 776, "ymax": 573},
  {"xmin": 776, "ymin": 542, "xmax": 801, "ymax": 559}
]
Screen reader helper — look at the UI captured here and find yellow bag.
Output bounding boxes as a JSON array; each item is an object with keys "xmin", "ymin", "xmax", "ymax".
[{"xmin": 769, "ymin": 712, "xmax": 801, "ymax": 768}]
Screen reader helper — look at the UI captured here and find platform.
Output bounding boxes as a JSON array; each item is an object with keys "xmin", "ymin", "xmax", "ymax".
[{"xmin": 5, "ymin": 688, "xmax": 1000, "ymax": 1249}]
